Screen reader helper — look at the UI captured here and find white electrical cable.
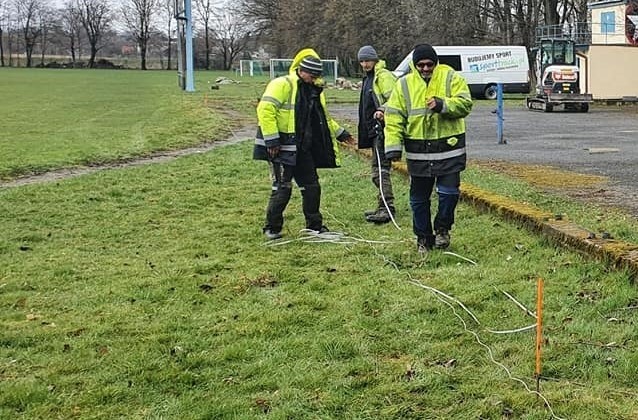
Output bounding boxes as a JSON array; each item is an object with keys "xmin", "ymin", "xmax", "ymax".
[
  {"xmin": 407, "ymin": 275, "xmax": 565, "ymax": 420},
  {"xmin": 497, "ymin": 288, "xmax": 538, "ymax": 319},
  {"xmin": 486, "ymin": 324, "xmax": 538, "ymax": 334},
  {"xmin": 374, "ymin": 142, "xmax": 401, "ymax": 230},
  {"xmin": 374, "ymin": 247, "xmax": 565, "ymax": 420},
  {"xmin": 442, "ymin": 251, "xmax": 478, "ymax": 265}
]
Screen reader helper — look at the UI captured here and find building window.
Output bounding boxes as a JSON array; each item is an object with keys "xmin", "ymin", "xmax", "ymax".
[{"xmin": 601, "ymin": 11, "xmax": 616, "ymax": 34}]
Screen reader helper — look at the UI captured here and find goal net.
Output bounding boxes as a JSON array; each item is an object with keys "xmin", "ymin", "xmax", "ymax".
[{"xmin": 239, "ymin": 60, "xmax": 269, "ymax": 76}]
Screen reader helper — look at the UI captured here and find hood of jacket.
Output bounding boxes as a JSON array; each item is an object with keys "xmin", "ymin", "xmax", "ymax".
[
  {"xmin": 290, "ymin": 48, "xmax": 325, "ymax": 86},
  {"xmin": 374, "ymin": 59, "xmax": 388, "ymax": 72}
]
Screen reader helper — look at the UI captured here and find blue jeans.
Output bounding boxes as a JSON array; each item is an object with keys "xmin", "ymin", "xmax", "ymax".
[{"xmin": 409, "ymin": 173, "xmax": 460, "ymax": 245}]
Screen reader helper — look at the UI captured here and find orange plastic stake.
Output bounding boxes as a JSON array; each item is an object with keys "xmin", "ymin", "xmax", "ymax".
[{"xmin": 535, "ymin": 277, "xmax": 544, "ymax": 393}]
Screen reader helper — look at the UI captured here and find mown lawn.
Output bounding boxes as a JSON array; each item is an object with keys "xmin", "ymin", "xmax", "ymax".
[
  {"xmin": 0, "ymin": 68, "xmax": 249, "ymax": 179},
  {"xmin": 2, "ymin": 68, "xmax": 638, "ymax": 419}
]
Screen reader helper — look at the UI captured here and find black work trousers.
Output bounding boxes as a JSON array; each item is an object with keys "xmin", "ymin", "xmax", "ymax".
[
  {"xmin": 264, "ymin": 149, "xmax": 322, "ymax": 233},
  {"xmin": 370, "ymin": 133, "xmax": 394, "ymax": 211}
]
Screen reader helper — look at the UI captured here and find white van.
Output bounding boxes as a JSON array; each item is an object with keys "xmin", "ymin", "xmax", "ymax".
[{"xmin": 394, "ymin": 46, "xmax": 530, "ymax": 99}]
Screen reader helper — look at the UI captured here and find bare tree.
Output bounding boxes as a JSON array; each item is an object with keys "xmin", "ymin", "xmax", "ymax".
[
  {"xmin": 194, "ymin": 0, "xmax": 214, "ymax": 69},
  {"xmin": 76, "ymin": 0, "xmax": 111, "ymax": 68},
  {"xmin": 61, "ymin": 0, "xmax": 83, "ymax": 63},
  {"xmin": 159, "ymin": 0, "xmax": 174, "ymax": 69},
  {"xmin": 121, "ymin": 0, "xmax": 158, "ymax": 70},
  {"xmin": 38, "ymin": 4, "xmax": 54, "ymax": 66},
  {"xmin": 212, "ymin": 8, "xmax": 251, "ymax": 70},
  {"xmin": 544, "ymin": 0, "xmax": 559, "ymax": 26},
  {"xmin": 238, "ymin": 0, "xmax": 277, "ymax": 37},
  {"xmin": 0, "ymin": 0, "xmax": 7, "ymax": 66},
  {"xmin": 14, "ymin": 0, "xmax": 43, "ymax": 67}
]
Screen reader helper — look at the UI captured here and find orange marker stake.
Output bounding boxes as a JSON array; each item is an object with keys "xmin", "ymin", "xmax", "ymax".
[{"xmin": 535, "ymin": 277, "xmax": 544, "ymax": 395}]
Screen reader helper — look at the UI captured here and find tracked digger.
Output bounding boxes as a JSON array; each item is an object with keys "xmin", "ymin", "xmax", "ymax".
[{"xmin": 526, "ymin": 38, "xmax": 593, "ymax": 112}]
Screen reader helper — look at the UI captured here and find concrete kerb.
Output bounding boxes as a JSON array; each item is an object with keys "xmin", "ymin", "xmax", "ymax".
[{"xmin": 345, "ymin": 144, "xmax": 638, "ymax": 279}]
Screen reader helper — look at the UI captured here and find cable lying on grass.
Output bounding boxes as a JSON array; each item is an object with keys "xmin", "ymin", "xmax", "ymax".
[
  {"xmin": 375, "ymin": 249, "xmax": 565, "ymax": 420},
  {"xmin": 264, "ymin": 229, "xmax": 404, "ymax": 247}
]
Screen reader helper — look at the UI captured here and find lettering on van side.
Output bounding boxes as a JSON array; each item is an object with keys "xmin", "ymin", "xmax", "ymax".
[
  {"xmin": 466, "ymin": 50, "xmax": 513, "ymax": 64},
  {"xmin": 467, "ymin": 56, "xmax": 526, "ymax": 73}
]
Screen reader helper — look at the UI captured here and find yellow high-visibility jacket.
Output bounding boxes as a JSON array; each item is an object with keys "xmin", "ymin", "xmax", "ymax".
[
  {"xmin": 358, "ymin": 60, "xmax": 397, "ymax": 149},
  {"xmin": 384, "ymin": 60, "xmax": 473, "ymax": 176},
  {"xmin": 253, "ymin": 48, "xmax": 349, "ymax": 168}
]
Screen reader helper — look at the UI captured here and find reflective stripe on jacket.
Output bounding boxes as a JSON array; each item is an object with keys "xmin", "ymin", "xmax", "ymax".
[
  {"xmin": 384, "ymin": 62, "xmax": 473, "ymax": 176},
  {"xmin": 253, "ymin": 48, "xmax": 346, "ymax": 168}
]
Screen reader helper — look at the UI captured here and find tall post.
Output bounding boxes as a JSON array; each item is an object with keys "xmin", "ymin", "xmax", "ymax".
[
  {"xmin": 496, "ymin": 83, "xmax": 506, "ymax": 144},
  {"xmin": 535, "ymin": 277, "xmax": 544, "ymax": 394},
  {"xmin": 184, "ymin": 0, "xmax": 195, "ymax": 92}
]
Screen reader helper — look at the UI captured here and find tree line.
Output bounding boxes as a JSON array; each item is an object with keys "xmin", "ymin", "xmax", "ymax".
[
  {"xmin": 239, "ymin": 0, "xmax": 592, "ymax": 75},
  {"xmin": 0, "ymin": 0, "xmax": 593, "ymax": 74}
]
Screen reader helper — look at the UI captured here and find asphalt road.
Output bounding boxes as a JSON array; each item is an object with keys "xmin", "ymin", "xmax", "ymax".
[{"xmin": 467, "ymin": 104, "xmax": 638, "ymax": 183}]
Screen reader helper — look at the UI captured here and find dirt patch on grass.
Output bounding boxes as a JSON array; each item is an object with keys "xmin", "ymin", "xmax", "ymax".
[
  {"xmin": 472, "ymin": 159, "xmax": 638, "ymax": 218},
  {"xmin": 0, "ymin": 126, "xmax": 255, "ymax": 189}
]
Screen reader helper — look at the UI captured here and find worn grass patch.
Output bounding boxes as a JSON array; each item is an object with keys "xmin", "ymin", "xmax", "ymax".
[
  {"xmin": 465, "ymin": 161, "xmax": 638, "ymax": 246},
  {"xmin": 471, "ymin": 160, "xmax": 608, "ymax": 189}
]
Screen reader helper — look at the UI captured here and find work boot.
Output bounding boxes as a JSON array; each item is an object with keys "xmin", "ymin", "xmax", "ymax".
[
  {"xmin": 264, "ymin": 229, "xmax": 282, "ymax": 240},
  {"xmin": 434, "ymin": 229, "xmax": 450, "ymax": 249},
  {"xmin": 366, "ymin": 207, "xmax": 395, "ymax": 224},
  {"xmin": 417, "ymin": 237, "xmax": 432, "ymax": 254},
  {"xmin": 309, "ymin": 225, "xmax": 330, "ymax": 234}
]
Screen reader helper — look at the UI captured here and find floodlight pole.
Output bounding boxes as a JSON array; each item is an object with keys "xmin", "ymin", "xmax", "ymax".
[{"xmin": 184, "ymin": 0, "xmax": 195, "ymax": 92}]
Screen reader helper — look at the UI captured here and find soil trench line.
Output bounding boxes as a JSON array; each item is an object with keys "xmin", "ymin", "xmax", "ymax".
[{"xmin": 0, "ymin": 127, "xmax": 255, "ymax": 189}]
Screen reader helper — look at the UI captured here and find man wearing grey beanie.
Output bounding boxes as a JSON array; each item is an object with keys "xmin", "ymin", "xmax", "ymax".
[{"xmin": 356, "ymin": 45, "xmax": 398, "ymax": 224}]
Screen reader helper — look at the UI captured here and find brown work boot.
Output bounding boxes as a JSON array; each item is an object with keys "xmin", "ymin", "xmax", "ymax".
[
  {"xmin": 365, "ymin": 207, "xmax": 395, "ymax": 224},
  {"xmin": 434, "ymin": 229, "xmax": 450, "ymax": 249},
  {"xmin": 417, "ymin": 237, "xmax": 432, "ymax": 254}
]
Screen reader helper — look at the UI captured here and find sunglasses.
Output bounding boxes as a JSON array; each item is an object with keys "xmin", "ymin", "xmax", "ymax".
[{"xmin": 416, "ymin": 61, "xmax": 436, "ymax": 69}]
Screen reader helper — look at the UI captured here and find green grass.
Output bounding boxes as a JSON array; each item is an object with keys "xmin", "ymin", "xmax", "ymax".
[
  {"xmin": 2, "ymin": 140, "xmax": 638, "ymax": 419},
  {"xmin": 463, "ymin": 165, "xmax": 638, "ymax": 244},
  {"xmin": 0, "ymin": 68, "xmax": 359, "ymax": 181},
  {"xmin": 0, "ymin": 68, "xmax": 235, "ymax": 179},
  {"xmin": 2, "ymin": 68, "xmax": 638, "ymax": 419}
]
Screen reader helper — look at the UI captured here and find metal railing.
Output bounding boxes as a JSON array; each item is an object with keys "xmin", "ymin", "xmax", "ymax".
[{"xmin": 535, "ymin": 23, "xmax": 592, "ymax": 45}]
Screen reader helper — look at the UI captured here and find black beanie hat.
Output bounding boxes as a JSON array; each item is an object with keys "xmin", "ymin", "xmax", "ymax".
[
  {"xmin": 412, "ymin": 44, "xmax": 438, "ymax": 65},
  {"xmin": 299, "ymin": 56, "xmax": 323, "ymax": 76}
]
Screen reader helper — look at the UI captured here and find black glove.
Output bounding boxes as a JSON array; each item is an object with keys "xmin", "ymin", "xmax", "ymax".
[
  {"xmin": 386, "ymin": 151, "xmax": 401, "ymax": 162},
  {"xmin": 432, "ymin": 97, "xmax": 444, "ymax": 113},
  {"xmin": 337, "ymin": 130, "xmax": 352, "ymax": 142}
]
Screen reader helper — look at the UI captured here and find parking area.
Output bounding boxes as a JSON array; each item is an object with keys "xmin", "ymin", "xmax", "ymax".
[{"xmin": 467, "ymin": 104, "xmax": 638, "ymax": 216}]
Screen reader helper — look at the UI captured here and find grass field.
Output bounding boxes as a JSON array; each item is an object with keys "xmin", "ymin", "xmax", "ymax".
[{"xmin": 2, "ymin": 68, "xmax": 638, "ymax": 419}]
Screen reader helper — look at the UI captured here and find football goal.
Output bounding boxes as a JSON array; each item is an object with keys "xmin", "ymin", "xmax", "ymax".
[{"xmin": 239, "ymin": 60, "xmax": 269, "ymax": 76}]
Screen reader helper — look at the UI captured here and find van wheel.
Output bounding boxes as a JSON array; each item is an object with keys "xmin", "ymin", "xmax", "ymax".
[{"xmin": 484, "ymin": 85, "xmax": 497, "ymax": 100}]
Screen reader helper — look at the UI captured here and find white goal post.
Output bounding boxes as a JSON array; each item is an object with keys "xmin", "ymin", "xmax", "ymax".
[{"xmin": 239, "ymin": 60, "xmax": 268, "ymax": 76}]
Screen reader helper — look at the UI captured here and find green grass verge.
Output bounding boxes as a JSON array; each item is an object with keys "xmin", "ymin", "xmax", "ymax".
[{"xmin": 2, "ymin": 141, "xmax": 638, "ymax": 419}]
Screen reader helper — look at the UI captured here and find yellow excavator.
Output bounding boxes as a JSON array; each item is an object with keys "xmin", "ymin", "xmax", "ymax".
[{"xmin": 526, "ymin": 38, "xmax": 593, "ymax": 112}]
